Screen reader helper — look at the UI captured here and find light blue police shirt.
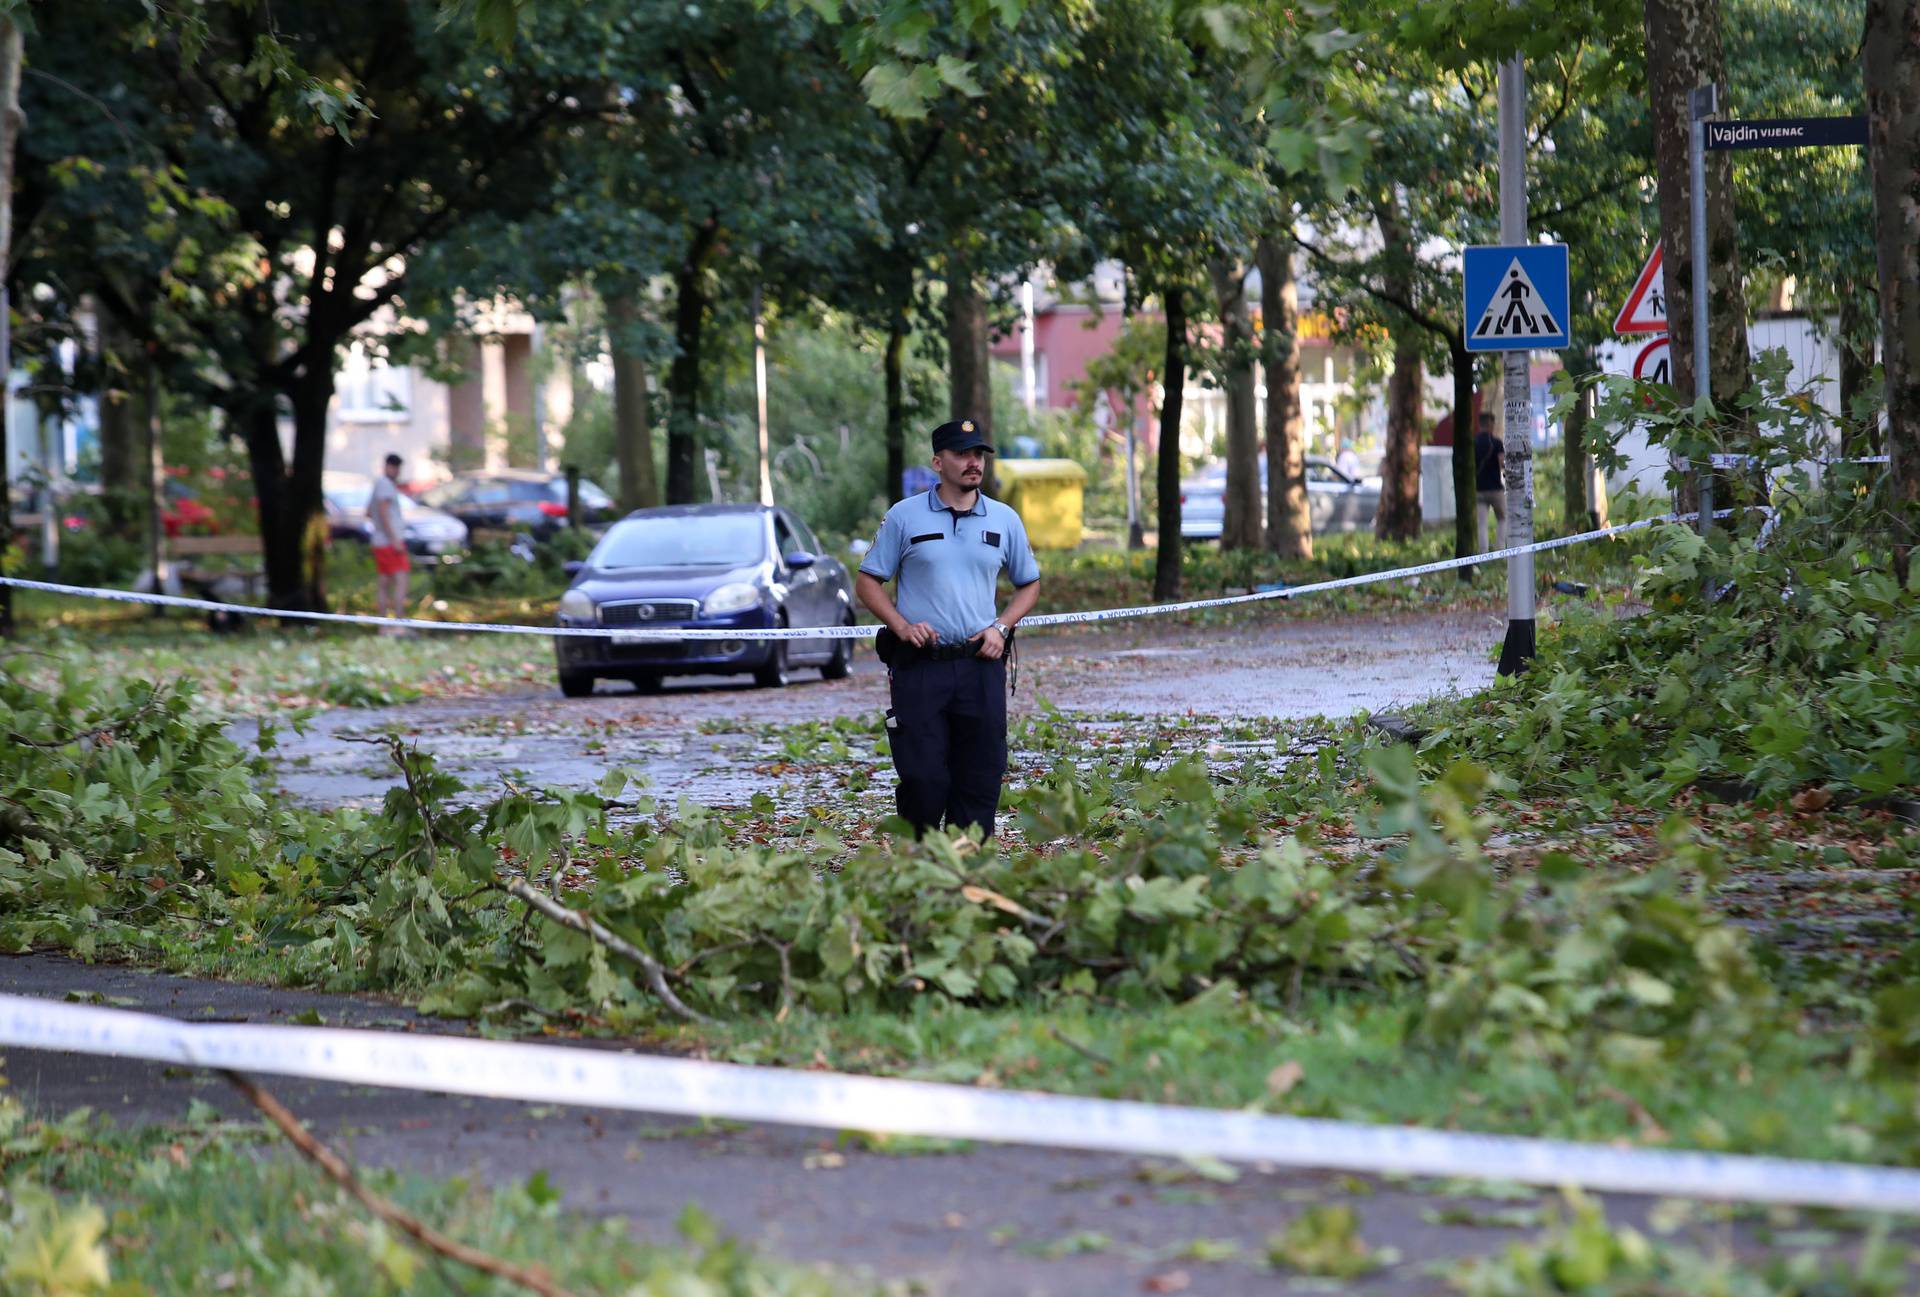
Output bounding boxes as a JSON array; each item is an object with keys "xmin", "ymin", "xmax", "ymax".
[{"xmin": 859, "ymin": 489, "xmax": 1040, "ymax": 645}]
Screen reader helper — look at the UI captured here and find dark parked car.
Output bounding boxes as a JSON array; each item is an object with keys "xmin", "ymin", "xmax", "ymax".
[
  {"xmin": 553, "ymin": 503, "xmax": 855, "ymax": 697},
  {"xmin": 421, "ymin": 469, "xmax": 617, "ymax": 540},
  {"xmin": 323, "ymin": 473, "xmax": 469, "ymax": 555}
]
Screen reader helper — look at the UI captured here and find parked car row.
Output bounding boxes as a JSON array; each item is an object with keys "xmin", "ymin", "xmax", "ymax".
[
  {"xmin": 1178, "ymin": 454, "xmax": 1382, "ymax": 539},
  {"xmin": 421, "ymin": 469, "xmax": 618, "ymax": 540},
  {"xmin": 552, "ymin": 503, "xmax": 854, "ymax": 698},
  {"xmin": 324, "ymin": 469, "xmax": 620, "ymax": 556}
]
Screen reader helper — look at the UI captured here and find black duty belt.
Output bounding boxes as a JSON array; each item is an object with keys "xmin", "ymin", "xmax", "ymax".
[
  {"xmin": 903, "ymin": 641, "xmax": 982, "ymax": 663},
  {"xmin": 874, "ymin": 628, "xmax": 1005, "ymax": 666}
]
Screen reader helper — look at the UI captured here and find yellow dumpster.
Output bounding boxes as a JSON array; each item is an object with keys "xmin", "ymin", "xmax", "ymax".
[{"xmin": 993, "ymin": 458, "xmax": 1087, "ymax": 550}]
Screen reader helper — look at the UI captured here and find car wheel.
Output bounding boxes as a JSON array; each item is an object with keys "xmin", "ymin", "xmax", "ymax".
[
  {"xmin": 821, "ymin": 611, "xmax": 854, "ymax": 680},
  {"xmin": 754, "ymin": 629, "xmax": 791, "ymax": 689},
  {"xmin": 558, "ymin": 672, "xmax": 594, "ymax": 699},
  {"xmin": 629, "ymin": 671, "xmax": 662, "ymax": 695}
]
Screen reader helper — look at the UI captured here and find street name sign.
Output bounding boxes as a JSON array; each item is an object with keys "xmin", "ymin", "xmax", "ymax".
[
  {"xmin": 1464, "ymin": 243, "xmax": 1571, "ymax": 353},
  {"xmin": 1704, "ymin": 116, "xmax": 1868, "ymax": 151},
  {"xmin": 1614, "ymin": 246, "xmax": 1667, "ymax": 335}
]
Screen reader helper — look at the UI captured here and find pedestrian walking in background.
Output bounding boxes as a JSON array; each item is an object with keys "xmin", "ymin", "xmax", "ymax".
[
  {"xmin": 1472, "ymin": 412, "xmax": 1506, "ymax": 552},
  {"xmin": 371, "ymin": 453, "xmax": 412, "ymax": 631},
  {"xmin": 855, "ymin": 419, "xmax": 1041, "ymax": 841}
]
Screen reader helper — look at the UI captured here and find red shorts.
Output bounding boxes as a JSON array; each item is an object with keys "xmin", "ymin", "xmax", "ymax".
[{"xmin": 373, "ymin": 544, "xmax": 412, "ymax": 576}]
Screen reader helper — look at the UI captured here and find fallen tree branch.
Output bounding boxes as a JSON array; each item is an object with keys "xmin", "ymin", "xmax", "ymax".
[
  {"xmin": 503, "ymin": 878, "xmax": 713, "ymax": 1025},
  {"xmin": 222, "ymin": 1069, "xmax": 581, "ymax": 1297},
  {"xmin": 1046, "ymin": 1027, "xmax": 1117, "ymax": 1069}
]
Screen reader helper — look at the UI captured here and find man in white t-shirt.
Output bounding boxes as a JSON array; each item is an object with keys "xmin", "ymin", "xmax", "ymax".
[{"xmin": 370, "ymin": 453, "xmax": 411, "ymax": 628}]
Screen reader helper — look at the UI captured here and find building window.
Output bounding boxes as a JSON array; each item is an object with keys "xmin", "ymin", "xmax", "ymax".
[{"xmin": 338, "ymin": 343, "xmax": 412, "ymax": 422}]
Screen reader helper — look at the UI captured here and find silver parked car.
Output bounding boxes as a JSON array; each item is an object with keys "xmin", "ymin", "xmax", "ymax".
[
  {"xmin": 1179, "ymin": 454, "xmax": 1380, "ymax": 539},
  {"xmin": 323, "ymin": 473, "xmax": 470, "ymax": 555}
]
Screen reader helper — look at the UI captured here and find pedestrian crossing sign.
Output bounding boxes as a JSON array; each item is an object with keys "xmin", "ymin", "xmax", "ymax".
[{"xmin": 1463, "ymin": 243, "xmax": 1570, "ymax": 352}]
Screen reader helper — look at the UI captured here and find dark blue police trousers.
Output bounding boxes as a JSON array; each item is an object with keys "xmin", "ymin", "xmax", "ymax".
[{"xmin": 889, "ymin": 654, "xmax": 1007, "ymax": 839}]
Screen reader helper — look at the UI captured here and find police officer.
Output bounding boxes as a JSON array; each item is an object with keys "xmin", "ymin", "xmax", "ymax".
[{"xmin": 854, "ymin": 418, "xmax": 1041, "ymax": 840}]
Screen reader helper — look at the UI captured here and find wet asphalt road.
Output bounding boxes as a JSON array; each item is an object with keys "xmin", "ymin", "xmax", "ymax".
[{"xmin": 240, "ymin": 612, "xmax": 1503, "ymax": 811}]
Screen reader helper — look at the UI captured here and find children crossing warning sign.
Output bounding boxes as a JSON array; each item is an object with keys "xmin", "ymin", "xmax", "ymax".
[
  {"xmin": 1613, "ymin": 246, "xmax": 1666, "ymax": 334},
  {"xmin": 1463, "ymin": 244, "xmax": 1571, "ymax": 353}
]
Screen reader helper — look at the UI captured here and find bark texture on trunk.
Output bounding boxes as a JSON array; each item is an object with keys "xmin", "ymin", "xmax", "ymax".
[
  {"xmin": 1563, "ymin": 367, "xmax": 1594, "ymax": 534},
  {"xmin": 1449, "ymin": 338, "xmax": 1478, "ymax": 573},
  {"xmin": 1643, "ymin": 0, "xmax": 1751, "ymax": 412},
  {"xmin": 1211, "ymin": 258, "xmax": 1262, "ymax": 552},
  {"xmin": 1257, "ymin": 234, "xmax": 1311, "ymax": 558},
  {"xmin": 1153, "ymin": 286, "xmax": 1187, "ymax": 601},
  {"xmin": 884, "ymin": 314, "xmax": 907, "ymax": 504},
  {"xmin": 97, "ymin": 316, "xmax": 143, "ymax": 508},
  {"xmin": 606, "ymin": 292, "xmax": 659, "ymax": 512},
  {"xmin": 946, "ymin": 274, "xmax": 992, "ymax": 435},
  {"xmin": 1377, "ymin": 336, "xmax": 1425, "ymax": 541},
  {"xmin": 1373, "ymin": 195, "xmax": 1423, "ymax": 541},
  {"xmin": 285, "ymin": 368, "xmax": 334, "ymax": 612},
  {"xmin": 666, "ymin": 221, "xmax": 719, "ymax": 505},
  {"xmin": 1863, "ymin": 0, "xmax": 1920, "ymax": 574}
]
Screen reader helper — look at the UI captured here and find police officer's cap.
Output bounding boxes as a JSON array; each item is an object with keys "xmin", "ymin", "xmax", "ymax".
[{"xmin": 930, "ymin": 418, "xmax": 993, "ymax": 455}]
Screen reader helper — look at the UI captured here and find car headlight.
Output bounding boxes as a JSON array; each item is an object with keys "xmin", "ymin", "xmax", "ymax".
[
  {"xmin": 701, "ymin": 582, "xmax": 761, "ymax": 617},
  {"xmin": 558, "ymin": 589, "xmax": 597, "ymax": 623}
]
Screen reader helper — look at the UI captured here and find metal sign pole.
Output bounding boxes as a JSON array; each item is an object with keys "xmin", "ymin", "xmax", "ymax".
[
  {"xmin": 1688, "ymin": 84, "xmax": 1718, "ymax": 565},
  {"xmin": 1496, "ymin": 49, "xmax": 1535, "ymax": 675}
]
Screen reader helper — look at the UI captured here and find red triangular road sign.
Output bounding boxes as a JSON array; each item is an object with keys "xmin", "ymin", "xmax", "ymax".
[{"xmin": 1614, "ymin": 245, "xmax": 1667, "ymax": 334}]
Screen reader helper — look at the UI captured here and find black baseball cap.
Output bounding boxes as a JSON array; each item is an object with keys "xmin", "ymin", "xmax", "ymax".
[{"xmin": 930, "ymin": 418, "xmax": 993, "ymax": 454}]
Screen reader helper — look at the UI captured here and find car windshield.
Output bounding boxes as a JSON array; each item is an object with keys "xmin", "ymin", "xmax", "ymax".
[{"xmin": 593, "ymin": 514, "xmax": 766, "ymax": 568}]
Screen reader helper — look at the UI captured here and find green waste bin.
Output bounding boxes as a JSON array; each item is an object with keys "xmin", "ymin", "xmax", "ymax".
[{"xmin": 993, "ymin": 458, "xmax": 1087, "ymax": 550}]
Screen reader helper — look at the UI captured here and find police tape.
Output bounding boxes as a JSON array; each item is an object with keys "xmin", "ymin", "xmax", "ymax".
[
  {"xmin": 0, "ymin": 513, "xmax": 1690, "ymax": 642},
  {"xmin": 2, "ymin": 992, "xmax": 1916, "ymax": 1214}
]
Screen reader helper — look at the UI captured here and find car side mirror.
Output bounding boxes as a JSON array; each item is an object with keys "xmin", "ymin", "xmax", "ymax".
[
  {"xmin": 562, "ymin": 560, "xmax": 585, "ymax": 577},
  {"xmin": 783, "ymin": 551, "xmax": 817, "ymax": 570}
]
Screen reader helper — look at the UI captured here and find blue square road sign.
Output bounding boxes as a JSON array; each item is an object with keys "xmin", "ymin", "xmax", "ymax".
[{"xmin": 1463, "ymin": 244, "xmax": 1570, "ymax": 353}]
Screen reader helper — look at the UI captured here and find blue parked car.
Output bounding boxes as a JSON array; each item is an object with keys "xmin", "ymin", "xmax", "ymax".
[{"xmin": 553, "ymin": 503, "xmax": 856, "ymax": 697}]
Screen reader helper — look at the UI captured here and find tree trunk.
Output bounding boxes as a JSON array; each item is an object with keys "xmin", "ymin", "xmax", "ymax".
[
  {"xmin": 1838, "ymin": 285, "xmax": 1878, "ymax": 457},
  {"xmin": 1374, "ymin": 194, "xmax": 1423, "ymax": 541},
  {"xmin": 1863, "ymin": 0, "xmax": 1919, "ymax": 576},
  {"xmin": 884, "ymin": 312, "xmax": 907, "ymax": 503},
  {"xmin": 666, "ymin": 219, "xmax": 719, "ymax": 505},
  {"xmin": 285, "ymin": 369, "xmax": 333, "ymax": 612},
  {"xmin": 1211, "ymin": 258, "xmax": 1262, "ymax": 552},
  {"xmin": 947, "ymin": 273, "xmax": 992, "ymax": 433},
  {"xmin": 1154, "ymin": 285, "xmax": 1187, "ymax": 601},
  {"xmin": 237, "ymin": 355, "xmax": 332, "ymax": 614},
  {"xmin": 1562, "ymin": 356, "xmax": 1593, "ymax": 534},
  {"xmin": 1643, "ymin": 0, "xmax": 1751, "ymax": 414},
  {"xmin": 1257, "ymin": 234, "xmax": 1310, "ymax": 559},
  {"xmin": 97, "ymin": 313, "xmax": 142, "ymax": 510},
  {"xmin": 0, "ymin": 17, "xmax": 21, "ymax": 637},
  {"xmin": 1449, "ymin": 335, "xmax": 1478, "ymax": 574},
  {"xmin": 1377, "ymin": 334, "xmax": 1425, "ymax": 541},
  {"xmin": 606, "ymin": 291, "xmax": 658, "ymax": 512}
]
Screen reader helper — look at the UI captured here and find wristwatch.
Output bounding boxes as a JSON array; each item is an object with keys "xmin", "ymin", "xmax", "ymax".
[{"xmin": 992, "ymin": 621, "xmax": 1012, "ymax": 638}]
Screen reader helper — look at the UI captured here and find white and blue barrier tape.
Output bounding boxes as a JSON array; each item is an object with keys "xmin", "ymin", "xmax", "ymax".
[
  {"xmin": 1, "ymin": 992, "xmax": 1916, "ymax": 1214},
  {"xmin": 0, "ymin": 513, "xmax": 1690, "ymax": 642}
]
